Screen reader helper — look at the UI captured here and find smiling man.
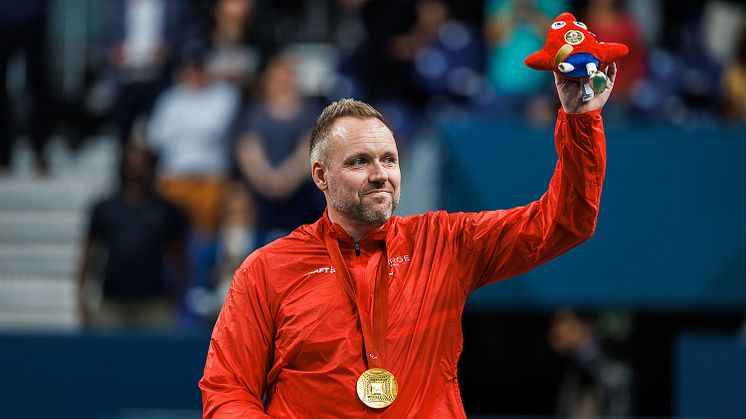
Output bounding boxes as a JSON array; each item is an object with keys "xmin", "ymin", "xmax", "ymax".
[
  {"xmin": 313, "ymin": 112, "xmax": 402, "ymax": 240},
  {"xmin": 200, "ymin": 64, "xmax": 616, "ymax": 418}
]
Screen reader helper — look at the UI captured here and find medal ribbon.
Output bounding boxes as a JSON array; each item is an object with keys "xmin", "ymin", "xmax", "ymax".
[{"xmin": 323, "ymin": 226, "xmax": 389, "ymax": 369}]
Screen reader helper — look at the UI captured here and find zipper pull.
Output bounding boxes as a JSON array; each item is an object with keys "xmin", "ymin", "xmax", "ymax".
[{"xmin": 355, "ymin": 242, "xmax": 360, "ymax": 256}]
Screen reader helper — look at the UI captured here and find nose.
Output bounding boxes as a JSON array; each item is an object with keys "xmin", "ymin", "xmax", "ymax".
[{"xmin": 368, "ymin": 160, "xmax": 388, "ymax": 185}]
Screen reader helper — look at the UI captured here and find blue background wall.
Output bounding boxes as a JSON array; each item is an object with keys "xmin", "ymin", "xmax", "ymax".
[
  {"xmin": 439, "ymin": 120, "xmax": 746, "ymax": 311},
  {"xmin": 675, "ymin": 333, "xmax": 746, "ymax": 418},
  {"xmin": 0, "ymin": 332, "xmax": 208, "ymax": 419}
]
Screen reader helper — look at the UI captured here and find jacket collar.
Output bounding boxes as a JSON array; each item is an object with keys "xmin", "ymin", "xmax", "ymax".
[{"xmin": 318, "ymin": 208, "xmax": 395, "ymax": 246}]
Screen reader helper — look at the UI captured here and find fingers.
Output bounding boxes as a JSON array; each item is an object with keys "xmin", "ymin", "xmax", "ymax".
[{"xmin": 606, "ymin": 62, "xmax": 617, "ymax": 85}]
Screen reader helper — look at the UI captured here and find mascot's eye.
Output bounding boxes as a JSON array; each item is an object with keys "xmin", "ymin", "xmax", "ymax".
[
  {"xmin": 573, "ymin": 21, "xmax": 587, "ymax": 29},
  {"xmin": 551, "ymin": 21, "xmax": 566, "ymax": 30}
]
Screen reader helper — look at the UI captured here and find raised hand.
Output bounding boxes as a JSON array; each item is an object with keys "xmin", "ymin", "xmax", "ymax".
[{"xmin": 555, "ymin": 62, "xmax": 617, "ymax": 114}]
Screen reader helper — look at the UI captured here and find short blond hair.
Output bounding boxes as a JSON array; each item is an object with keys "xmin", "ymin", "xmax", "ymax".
[{"xmin": 309, "ymin": 98, "xmax": 389, "ymax": 164}]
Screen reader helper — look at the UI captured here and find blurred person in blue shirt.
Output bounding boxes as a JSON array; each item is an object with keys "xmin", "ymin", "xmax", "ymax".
[
  {"xmin": 235, "ymin": 51, "xmax": 324, "ymax": 247},
  {"xmin": 394, "ymin": 0, "xmax": 485, "ymax": 106}
]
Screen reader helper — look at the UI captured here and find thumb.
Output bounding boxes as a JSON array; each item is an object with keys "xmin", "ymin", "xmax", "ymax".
[{"xmin": 553, "ymin": 71, "xmax": 562, "ymax": 86}]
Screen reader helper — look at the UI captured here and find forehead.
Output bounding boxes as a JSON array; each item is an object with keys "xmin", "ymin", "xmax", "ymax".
[{"xmin": 327, "ymin": 116, "xmax": 397, "ymax": 157}]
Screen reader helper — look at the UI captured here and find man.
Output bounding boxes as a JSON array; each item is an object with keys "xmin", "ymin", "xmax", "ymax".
[
  {"xmin": 0, "ymin": 0, "xmax": 52, "ymax": 174},
  {"xmin": 78, "ymin": 144, "xmax": 188, "ymax": 330},
  {"xmin": 106, "ymin": 0, "xmax": 189, "ymax": 145},
  {"xmin": 549, "ymin": 309, "xmax": 635, "ymax": 417},
  {"xmin": 199, "ymin": 64, "xmax": 617, "ymax": 417}
]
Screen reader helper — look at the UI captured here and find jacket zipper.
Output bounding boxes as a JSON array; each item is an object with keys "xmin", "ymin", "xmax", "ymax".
[{"xmin": 355, "ymin": 242, "xmax": 360, "ymax": 256}]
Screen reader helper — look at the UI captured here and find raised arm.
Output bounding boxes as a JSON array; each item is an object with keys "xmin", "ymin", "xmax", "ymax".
[
  {"xmin": 452, "ymin": 64, "xmax": 616, "ymax": 292},
  {"xmin": 199, "ymin": 262, "xmax": 274, "ymax": 418}
]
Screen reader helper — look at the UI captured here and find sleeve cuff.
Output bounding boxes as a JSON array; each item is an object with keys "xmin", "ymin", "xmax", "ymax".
[{"xmin": 558, "ymin": 107, "xmax": 603, "ymax": 121}]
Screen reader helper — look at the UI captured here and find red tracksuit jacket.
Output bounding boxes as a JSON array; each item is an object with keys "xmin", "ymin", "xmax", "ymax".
[{"xmin": 200, "ymin": 108, "xmax": 607, "ymax": 417}]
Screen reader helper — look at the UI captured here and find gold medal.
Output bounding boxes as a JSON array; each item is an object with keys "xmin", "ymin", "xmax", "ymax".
[
  {"xmin": 325, "ymin": 232, "xmax": 397, "ymax": 409},
  {"xmin": 356, "ymin": 368, "xmax": 398, "ymax": 409}
]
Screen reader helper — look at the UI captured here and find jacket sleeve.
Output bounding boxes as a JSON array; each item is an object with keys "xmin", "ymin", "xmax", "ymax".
[
  {"xmin": 451, "ymin": 108, "xmax": 606, "ymax": 293},
  {"xmin": 199, "ymin": 260, "xmax": 274, "ymax": 418}
]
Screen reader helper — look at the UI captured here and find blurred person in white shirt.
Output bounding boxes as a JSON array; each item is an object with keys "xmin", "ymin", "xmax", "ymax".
[{"xmin": 147, "ymin": 39, "xmax": 240, "ymax": 298}]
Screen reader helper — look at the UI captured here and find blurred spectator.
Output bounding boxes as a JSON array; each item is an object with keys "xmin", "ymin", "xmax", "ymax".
[
  {"xmin": 390, "ymin": 0, "xmax": 448, "ymax": 66},
  {"xmin": 0, "ymin": 0, "xmax": 52, "ymax": 175},
  {"xmin": 582, "ymin": 0, "xmax": 648, "ymax": 105},
  {"xmin": 147, "ymin": 39, "xmax": 240, "ymax": 292},
  {"xmin": 205, "ymin": 0, "xmax": 277, "ymax": 93},
  {"xmin": 721, "ymin": 27, "xmax": 746, "ymax": 123},
  {"xmin": 334, "ymin": 0, "xmax": 369, "ymax": 55},
  {"xmin": 484, "ymin": 0, "xmax": 565, "ymax": 96},
  {"xmin": 215, "ymin": 181, "xmax": 256, "ymax": 303},
  {"xmin": 182, "ymin": 180, "xmax": 257, "ymax": 321},
  {"xmin": 107, "ymin": 0, "xmax": 190, "ymax": 145},
  {"xmin": 345, "ymin": 0, "xmax": 484, "ymax": 142},
  {"xmin": 398, "ymin": 0, "xmax": 485, "ymax": 106},
  {"xmin": 341, "ymin": 0, "xmax": 485, "ymax": 113},
  {"xmin": 235, "ymin": 52, "xmax": 324, "ymax": 247},
  {"xmin": 641, "ymin": 1, "xmax": 722, "ymax": 124},
  {"xmin": 483, "ymin": 0, "xmax": 566, "ymax": 123},
  {"xmin": 700, "ymin": 0, "xmax": 744, "ymax": 65},
  {"xmin": 342, "ymin": 1, "xmax": 419, "ymax": 104},
  {"xmin": 77, "ymin": 143, "xmax": 188, "ymax": 330},
  {"xmin": 549, "ymin": 309, "xmax": 635, "ymax": 418}
]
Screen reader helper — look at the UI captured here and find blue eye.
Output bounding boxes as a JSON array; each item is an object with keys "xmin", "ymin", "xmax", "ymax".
[
  {"xmin": 351, "ymin": 158, "xmax": 365, "ymax": 166},
  {"xmin": 573, "ymin": 21, "xmax": 587, "ymax": 29}
]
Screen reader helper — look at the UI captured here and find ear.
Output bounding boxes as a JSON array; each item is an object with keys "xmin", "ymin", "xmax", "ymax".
[
  {"xmin": 524, "ymin": 49, "xmax": 553, "ymax": 71},
  {"xmin": 311, "ymin": 159, "xmax": 329, "ymax": 192}
]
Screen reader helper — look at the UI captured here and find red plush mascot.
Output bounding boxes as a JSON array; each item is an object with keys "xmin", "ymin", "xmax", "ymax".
[{"xmin": 525, "ymin": 12, "xmax": 629, "ymax": 101}]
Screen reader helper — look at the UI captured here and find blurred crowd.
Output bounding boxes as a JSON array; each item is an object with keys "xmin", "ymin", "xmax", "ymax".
[{"xmin": 1, "ymin": 0, "xmax": 744, "ymax": 338}]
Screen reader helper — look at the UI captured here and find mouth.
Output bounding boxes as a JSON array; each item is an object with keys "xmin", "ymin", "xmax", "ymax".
[
  {"xmin": 363, "ymin": 189, "xmax": 393, "ymax": 199},
  {"xmin": 363, "ymin": 189, "xmax": 392, "ymax": 197}
]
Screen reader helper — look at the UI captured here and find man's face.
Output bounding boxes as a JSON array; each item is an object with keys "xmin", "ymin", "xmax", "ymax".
[{"xmin": 316, "ymin": 116, "xmax": 401, "ymax": 227}]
